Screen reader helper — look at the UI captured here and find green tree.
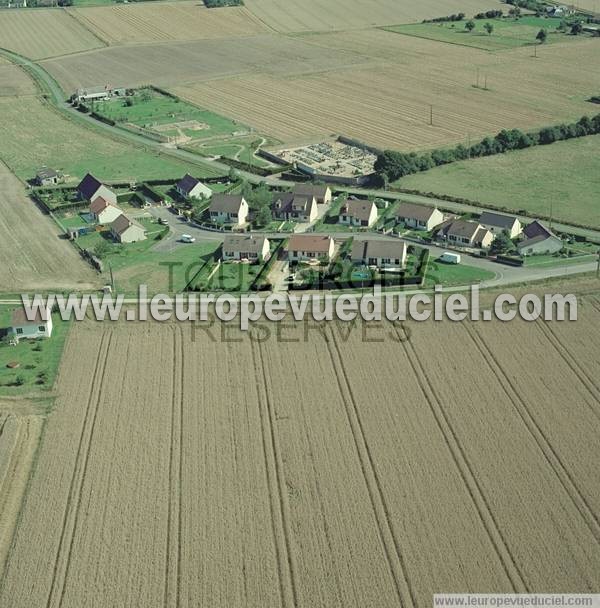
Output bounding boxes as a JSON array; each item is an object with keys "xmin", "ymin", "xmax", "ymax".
[
  {"xmin": 465, "ymin": 20, "xmax": 476, "ymax": 32},
  {"xmin": 256, "ymin": 205, "xmax": 272, "ymax": 227},
  {"xmin": 536, "ymin": 28, "xmax": 547, "ymax": 43},
  {"xmin": 93, "ymin": 240, "xmax": 111, "ymax": 259},
  {"xmin": 484, "ymin": 22, "xmax": 494, "ymax": 36},
  {"xmin": 490, "ymin": 230, "xmax": 514, "ymax": 255},
  {"xmin": 570, "ymin": 22, "xmax": 583, "ymax": 35}
]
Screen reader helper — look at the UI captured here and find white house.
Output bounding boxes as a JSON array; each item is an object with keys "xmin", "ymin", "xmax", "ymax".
[
  {"xmin": 90, "ymin": 196, "xmax": 122, "ymax": 225},
  {"xmin": 439, "ymin": 220, "xmax": 494, "ymax": 249},
  {"xmin": 338, "ymin": 199, "xmax": 378, "ymax": 228},
  {"xmin": 395, "ymin": 202, "xmax": 445, "ymax": 231},
  {"xmin": 175, "ymin": 174, "xmax": 212, "ymax": 200},
  {"xmin": 271, "ymin": 192, "xmax": 318, "ymax": 223},
  {"xmin": 517, "ymin": 221, "xmax": 563, "ymax": 256},
  {"xmin": 222, "ymin": 235, "xmax": 271, "ymax": 263},
  {"xmin": 479, "ymin": 211, "xmax": 522, "ymax": 239},
  {"xmin": 287, "ymin": 235, "xmax": 335, "ymax": 262},
  {"xmin": 77, "ymin": 173, "xmax": 117, "ymax": 206},
  {"xmin": 111, "ymin": 214, "xmax": 147, "ymax": 244},
  {"xmin": 209, "ymin": 195, "xmax": 249, "ymax": 227},
  {"xmin": 10, "ymin": 306, "xmax": 53, "ymax": 341},
  {"xmin": 351, "ymin": 239, "xmax": 407, "ymax": 269}
]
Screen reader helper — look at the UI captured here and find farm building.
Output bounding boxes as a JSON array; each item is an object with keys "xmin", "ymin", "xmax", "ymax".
[
  {"xmin": 10, "ymin": 306, "xmax": 53, "ymax": 341},
  {"xmin": 288, "ymin": 234, "xmax": 335, "ymax": 263},
  {"xmin": 72, "ymin": 85, "xmax": 127, "ymax": 104},
  {"xmin": 222, "ymin": 235, "xmax": 271, "ymax": 263},
  {"xmin": 293, "ymin": 183, "xmax": 332, "ymax": 205},
  {"xmin": 438, "ymin": 220, "xmax": 494, "ymax": 249},
  {"xmin": 77, "ymin": 173, "xmax": 117, "ymax": 205},
  {"xmin": 110, "ymin": 214, "xmax": 147, "ymax": 244},
  {"xmin": 34, "ymin": 167, "xmax": 64, "ymax": 187},
  {"xmin": 209, "ymin": 195, "xmax": 249, "ymax": 227},
  {"xmin": 479, "ymin": 212, "xmax": 522, "ymax": 239},
  {"xmin": 90, "ymin": 196, "xmax": 121, "ymax": 225},
  {"xmin": 351, "ymin": 239, "xmax": 407, "ymax": 269},
  {"xmin": 175, "ymin": 174, "xmax": 212, "ymax": 200},
  {"xmin": 395, "ymin": 203, "xmax": 445, "ymax": 232},
  {"xmin": 517, "ymin": 221, "xmax": 563, "ymax": 256},
  {"xmin": 338, "ymin": 199, "xmax": 378, "ymax": 228},
  {"xmin": 271, "ymin": 192, "xmax": 318, "ymax": 223}
]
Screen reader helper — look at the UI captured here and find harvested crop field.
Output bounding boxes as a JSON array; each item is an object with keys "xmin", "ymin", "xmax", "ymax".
[
  {"xmin": 0, "ymin": 59, "xmax": 37, "ymax": 97},
  {"xmin": 2, "ymin": 294, "xmax": 599, "ymax": 607},
  {"xmin": 67, "ymin": 2, "xmax": 269, "ymax": 45},
  {"xmin": 243, "ymin": 0, "xmax": 505, "ymax": 32},
  {"xmin": 41, "ymin": 33, "xmax": 367, "ymax": 91},
  {"xmin": 0, "ymin": 9, "xmax": 104, "ymax": 60},
  {"xmin": 0, "ymin": 162, "xmax": 96, "ymax": 292},
  {"xmin": 173, "ymin": 33, "xmax": 600, "ymax": 150}
]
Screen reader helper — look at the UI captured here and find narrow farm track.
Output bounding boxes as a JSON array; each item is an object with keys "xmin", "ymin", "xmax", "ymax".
[
  {"xmin": 45, "ymin": 331, "xmax": 112, "ymax": 608},
  {"xmin": 323, "ymin": 325, "xmax": 415, "ymax": 608},
  {"xmin": 391, "ymin": 324, "xmax": 528, "ymax": 593},
  {"xmin": 463, "ymin": 322, "xmax": 600, "ymax": 544}
]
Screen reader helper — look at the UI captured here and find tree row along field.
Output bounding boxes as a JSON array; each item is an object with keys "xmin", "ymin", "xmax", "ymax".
[
  {"xmin": 0, "ymin": 161, "xmax": 96, "ymax": 292},
  {"xmin": 1, "ymin": 310, "xmax": 599, "ymax": 607},
  {"xmin": 67, "ymin": 2, "xmax": 270, "ymax": 46},
  {"xmin": 171, "ymin": 33, "xmax": 599, "ymax": 152},
  {"xmin": 0, "ymin": 412, "xmax": 44, "ymax": 577},
  {"xmin": 0, "ymin": 9, "xmax": 104, "ymax": 60},
  {"xmin": 242, "ymin": 0, "xmax": 505, "ymax": 33}
]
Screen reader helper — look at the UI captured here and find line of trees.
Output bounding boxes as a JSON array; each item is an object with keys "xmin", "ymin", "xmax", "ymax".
[
  {"xmin": 204, "ymin": 0, "xmax": 243, "ymax": 7},
  {"xmin": 374, "ymin": 113, "xmax": 600, "ymax": 182},
  {"xmin": 422, "ymin": 13, "xmax": 465, "ymax": 23}
]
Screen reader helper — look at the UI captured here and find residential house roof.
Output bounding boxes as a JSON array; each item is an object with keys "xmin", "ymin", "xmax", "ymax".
[
  {"xmin": 90, "ymin": 196, "xmax": 112, "ymax": 214},
  {"xmin": 479, "ymin": 211, "xmax": 519, "ymax": 230},
  {"xmin": 11, "ymin": 306, "xmax": 50, "ymax": 326},
  {"xmin": 441, "ymin": 219, "xmax": 482, "ymax": 240},
  {"xmin": 523, "ymin": 220, "xmax": 555, "ymax": 240},
  {"xmin": 288, "ymin": 234, "xmax": 333, "ymax": 253},
  {"xmin": 272, "ymin": 192, "xmax": 315, "ymax": 214},
  {"xmin": 210, "ymin": 194, "xmax": 246, "ymax": 214},
  {"xmin": 176, "ymin": 174, "xmax": 203, "ymax": 196},
  {"xmin": 339, "ymin": 199, "xmax": 376, "ymax": 222},
  {"xmin": 223, "ymin": 234, "xmax": 268, "ymax": 254},
  {"xmin": 351, "ymin": 239, "xmax": 407, "ymax": 261},
  {"xmin": 111, "ymin": 213, "xmax": 144, "ymax": 236},
  {"xmin": 36, "ymin": 167, "xmax": 61, "ymax": 180},
  {"xmin": 474, "ymin": 227, "xmax": 491, "ymax": 244},
  {"xmin": 293, "ymin": 183, "xmax": 330, "ymax": 199},
  {"xmin": 395, "ymin": 202, "xmax": 439, "ymax": 223},
  {"xmin": 77, "ymin": 173, "xmax": 103, "ymax": 200}
]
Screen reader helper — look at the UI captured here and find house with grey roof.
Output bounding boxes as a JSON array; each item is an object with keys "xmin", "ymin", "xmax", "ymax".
[
  {"xmin": 223, "ymin": 235, "xmax": 271, "ymax": 263},
  {"xmin": 338, "ymin": 199, "xmax": 378, "ymax": 228},
  {"xmin": 288, "ymin": 235, "xmax": 335, "ymax": 262},
  {"xmin": 517, "ymin": 221, "xmax": 563, "ymax": 256},
  {"xmin": 293, "ymin": 183, "xmax": 332, "ymax": 205},
  {"xmin": 77, "ymin": 173, "xmax": 117, "ymax": 205},
  {"xmin": 351, "ymin": 239, "xmax": 407, "ymax": 269},
  {"xmin": 438, "ymin": 220, "xmax": 494, "ymax": 249},
  {"xmin": 175, "ymin": 174, "xmax": 212, "ymax": 200},
  {"xmin": 479, "ymin": 212, "xmax": 522, "ymax": 239},
  {"xmin": 110, "ymin": 214, "xmax": 147, "ymax": 244},
  {"xmin": 209, "ymin": 195, "xmax": 249, "ymax": 227},
  {"xmin": 395, "ymin": 202, "xmax": 445, "ymax": 231},
  {"xmin": 271, "ymin": 192, "xmax": 318, "ymax": 223},
  {"xmin": 35, "ymin": 167, "xmax": 64, "ymax": 187}
]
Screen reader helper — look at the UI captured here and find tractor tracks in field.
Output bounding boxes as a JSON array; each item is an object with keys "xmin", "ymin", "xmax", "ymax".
[
  {"xmin": 463, "ymin": 322, "xmax": 600, "ymax": 547},
  {"xmin": 251, "ymin": 339, "xmax": 299, "ymax": 608},
  {"xmin": 392, "ymin": 323, "xmax": 529, "ymax": 593},
  {"xmin": 164, "ymin": 326, "xmax": 185, "ymax": 608},
  {"xmin": 45, "ymin": 330, "xmax": 113, "ymax": 608},
  {"xmin": 324, "ymin": 325, "xmax": 417, "ymax": 608}
]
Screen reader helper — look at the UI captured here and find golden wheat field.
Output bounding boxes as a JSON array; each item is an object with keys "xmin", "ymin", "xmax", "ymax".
[
  {"xmin": 173, "ymin": 33, "xmax": 600, "ymax": 150},
  {"xmin": 0, "ymin": 9, "xmax": 104, "ymax": 60},
  {"xmin": 67, "ymin": 1, "xmax": 269, "ymax": 46},
  {"xmin": 1, "ymin": 289, "xmax": 599, "ymax": 607},
  {"xmin": 243, "ymin": 0, "xmax": 506, "ymax": 32}
]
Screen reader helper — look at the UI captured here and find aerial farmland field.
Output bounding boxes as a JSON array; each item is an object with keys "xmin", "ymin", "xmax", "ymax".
[{"xmin": 0, "ymin": 58, "xmax": 37, "ymax": 97}]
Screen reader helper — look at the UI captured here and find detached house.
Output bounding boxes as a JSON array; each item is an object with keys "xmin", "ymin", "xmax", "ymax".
[
  {"xmin": 271, "ymin": 192, "xmax": 318, "ymax": 223},
  {"xmin": 175, "ymin": 174, "xmax": 212, "ymax": 201},
  {"xmin": 351, "ymin": 239, "xmax": 407, "ymax": 269},
  {"xmin": 209, "ymin": 195, "xmax": 249, "ymax": 227},
  {"xmin": 439, "ymin": 220, "xmax": 494, "ymax": 249},
  {"xmin": 395, "ymin": 203, "xmax": 445, "ymax": 232},
  {"xmin": 479, "ymin": 212, "xmax": 522, "ymax": 239},
  {"xmin": 293, "ymin": 183, "xmax": 332, "ymax": 205},
  {"xmin": 90, "ymin": 196, "xmax": 121, "ymax": 225},
  {"xmin": 10, "ymin": 306, "xmax": 53, "ymax": 341},
  {"xmin": 288, "ymin": 235, "xmax": 335, "ymax": 263},
  {"xmin": 338, "ymin": 199, "xmax": 378, "ymax": 228},
  {"xmin": 111, "ymin": 214, "xmax": 147, "ymax": 244},
  {"xmin": 77, "ymin": 173, "xmax": 117, "ymax": 206},
  {"xmin": 517, "ymin": 221, "xmax": 563, "ymax": 256},
  {"xmin": 35, "ymin": 167, "xmax": 64, "ymax": 187},
  {"xmin": 223, "ymin": 235, "xmax": 271, "ymax": 263}
]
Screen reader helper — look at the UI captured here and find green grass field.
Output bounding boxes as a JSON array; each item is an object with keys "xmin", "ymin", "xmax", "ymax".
[
  {"xmin": 399, "ymin": 135, "xmax": 600, "ymax": 228},
  {"xmin": 384, "ymin": 17, "xmax": 571, "ymax": 51},
  {"xmin": 424, "ymin": 261, "xmax": 496, "ymax": 286},
  {"xmin": 0, "ymin": 96, "xmax": 219, "ymax": 183}
]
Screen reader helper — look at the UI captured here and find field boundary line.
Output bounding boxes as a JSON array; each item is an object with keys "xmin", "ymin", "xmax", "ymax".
[
  {"xmin": 60, "ymin": 7, "xmax": 109, "ymax": 51},
  {"xmin": 324, "ymin": 324, "xmax": 416, "ymax": 608},
  {"xmin": 251, "ymin": 339, "xmax": 298, "ymax": 608},
  {"xmin": 392, "ymin": 324, "xmax": 528, "ymax": 592},
  {"xmin": 464, "ymin": 322, "xmax": 600, "ymax": 545},
  {"xmin": 44, "ymin": 330, "xmax": 111, "ymax": 608}
]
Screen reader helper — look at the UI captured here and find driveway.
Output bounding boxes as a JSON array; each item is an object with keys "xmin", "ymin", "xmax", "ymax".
[{"xmin": 148, "ymin": 207, "xmax": 223, "ymax": 252}]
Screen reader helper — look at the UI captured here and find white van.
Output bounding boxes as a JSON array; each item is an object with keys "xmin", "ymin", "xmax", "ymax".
[
  {"xmin": 440, "ymin": 252, "xmax": 461, "ymax": 264},
  {"xmin": 180, "ymin": 234, "xmax": 196, "ymax": 243}
]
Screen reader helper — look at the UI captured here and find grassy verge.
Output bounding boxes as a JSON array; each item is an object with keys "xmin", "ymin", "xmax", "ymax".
[{"xmin": 424, "ymin": 260, "xmax": 496, "ymax": 286}]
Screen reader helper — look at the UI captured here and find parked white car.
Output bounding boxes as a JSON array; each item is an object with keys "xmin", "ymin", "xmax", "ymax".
[
  {"xmin": 440, "ymin": 252, "xmax": 461, "ymax": 264},
  {"xmin": 180, "ymin": 234, "xmax": 196, "ymax": 243}
]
